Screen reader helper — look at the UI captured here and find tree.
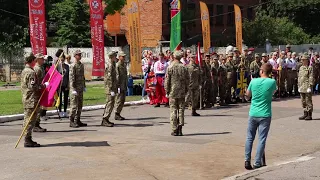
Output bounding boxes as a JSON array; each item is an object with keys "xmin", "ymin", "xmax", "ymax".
[{"xmin": 103, "ymin": 0, "xmax": 126, "ymax": 15}]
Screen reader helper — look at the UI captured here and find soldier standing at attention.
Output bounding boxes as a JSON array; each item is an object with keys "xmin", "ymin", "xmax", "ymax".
[
  {"xmin": 33, "ymin": 53, "xmax": 47, "ymax": 132},
  {"xmin": 250, "ymin": 54, "xmax": 262, "ymax": 79},
  {"xmin": 298, "ymin": 55, "xmax": 314, "ymax": 120},
  {"xmin": 21, "ymin": 53, "xmax": 49, "ymax": 147},
  {"xmin": 203, "ymin": 54, "xmax": 213, "ymax": 108},
  {"xmin": 211, "ymin": 55, "xmax": 219, "ymax": 105},
  {"xmin": 101, "ymin": 51, "xmax": 118, "ymax": 127},
  {"xmin": 218, "ymin": 56, "xmax": 228, "ymax": 105},
  {"xmin": 261, "ymin": 53, "xmax": 269, "ymax": 65},
  {"xmin": 165, "ymin": 51, "xmax": 189, "ymax": 136},
  {"xmin": 69, "ymin": 50, "xmax": 87, "ymax": 128},
  {"xmin": 115, "ymin": 51, "xmax": 128, "ymax": 120},
  {"xmin": 225, "ymin": 52, "xmax": 236, "ymax": 104},
  {"xmin": 186, "ymin": 55, "xmax": 201, "ymax": 116},
  {"xmin": 277, "ymin": 51, "xmax": 287, "ymax": 97}
]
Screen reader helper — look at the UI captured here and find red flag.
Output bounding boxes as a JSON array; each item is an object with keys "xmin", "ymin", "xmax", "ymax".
[
  {"xmin": 89, "ymin": 0, "xmax": 105, "ymax": 76},
  {"xmin": 40, "ymin": 66, "xmax": 62, "ymax": 107},
  {"xmin": 196, "ymin": 42, "xmax": 202, "ymax": 67},
  {"xmin": 28, "ymin": 0, "xmax": 47, "ymax": 55}
]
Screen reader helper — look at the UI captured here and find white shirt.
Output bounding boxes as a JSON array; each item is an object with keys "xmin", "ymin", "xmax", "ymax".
[
  {"xmin": 286, "ymin": 58, "xmax": 297, "ymax": 70},
  {"xmin": 153, "ymin": 60, "xmax": 168, "ymax": 74},
  {"xmin": 277, "ymin": 58, "xmax": 287, "ymax": 68},
  {"xmin": 180, "ymin": 57, "xmax": 190, "ymax": 66},
  {"xmin": 268, "ymin": 58, "xmax": 278, "ymax": 69}
]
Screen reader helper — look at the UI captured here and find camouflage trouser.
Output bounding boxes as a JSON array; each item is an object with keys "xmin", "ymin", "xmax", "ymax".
[
  {"xmin": 204, "ymin": 81, "xmax": 213, "ymax": 107},
  {"xmin": 226, "ymin": 77, "xmax": 233, "ymax": 102},
  {"xmin": 287, "ymin": 70, "xmax": 295, "ymax": 94},
  {"xmin": 23, "ymin": 107, "xmax": 39, "ymax": 137},
  {"xmin": 170, "ymin": 98, "xmax": 185, "ymax": 131},
  {"xmin": 212, "ymin": 80, "xmax": 218, "ymax": 104},
  {"xmin": 115, "ymin": 92, "xmax": 126, "ymax": 114},
  {"xmin": 36, "ymin": 106, "xmax": 47, "ymax": 123},
  {"xmin": 278, "ymin": 70, "xmax": 286, "ymax": 92},
  {"xmin": 103, "ymin": 94, "xmax": 116, "ymax": 120},
  {"xmin": 219, "ymin": 83, "xmax": 226, "ymax": 102},
  {"xmin": 301, "ymin": 93, "xmax": 313, "ymax": 113},
  {"xmin": 185, "ymin": 88, "xmax": 199, "ymax": 109},
  {"xmin": 70, "ymin": 91, "xmax": 83, "ymax": 121}
]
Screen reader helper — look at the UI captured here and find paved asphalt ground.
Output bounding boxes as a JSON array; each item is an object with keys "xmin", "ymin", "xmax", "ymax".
[{"xmin": 1, "ymin": 96, "xmax": 320, "ymax": 180}]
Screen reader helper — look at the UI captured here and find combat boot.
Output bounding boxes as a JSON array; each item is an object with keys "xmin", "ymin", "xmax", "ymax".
[
  {"xmin": 177, "ymin": 125, "xmax": 183, "ymax": 136},
  {"xmin": 115, "ymin": 113, "xmax": 125, "ymax": 120},
  {"xmin": 33, "ymin": 122, "xmax": 47, "ymax": 132},
  {"xmin": 24, "ymin": 136, "xmax": 40, "ymax": 148},
  {"xmin": 171, "ymin": 130, "xmax": 178, "ymax": 136},
  {"xmin": 305, "ymin": 112, "xmax": 312, "ymax": 121},
  {"xmin": 299, "ymin": 111, "xmax": 308, "ymax": 120},
  {"xmin": 76, "ymin": 119, "xmax": 87, "ymax": 127},
  {"xmin": 191, "ymin": 109, "xmax": 200, "ymax": 116},
  {"xmin": 69, "ymin": 118, "xmax": 79, "ymax": 128},
  {"xmin": 101, "ymin": 119, "xmax": 114, "ymax": 127}
]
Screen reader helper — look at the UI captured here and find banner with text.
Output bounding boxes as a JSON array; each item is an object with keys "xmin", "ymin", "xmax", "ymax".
[
  {"xmin": 127, "ymin": 0, "xmax": 142, "ymax": 75},
  {"xmin": 200, "ymin": 1, "xmax": 211, "ymax": 54},
  {"xmin": 28, "ymin": 0, "xmax": 47, "ymax": 55},
  {"xmin": 234, "ymin": 4, "xmax": 243, "ymax": 53},
  {"xmin": 170, "ymin": 0, "xmax": 181, "ymax": 51},
  {"xmin": 90, "ymin": 0, "xmax": 105, "ymax": 76}
]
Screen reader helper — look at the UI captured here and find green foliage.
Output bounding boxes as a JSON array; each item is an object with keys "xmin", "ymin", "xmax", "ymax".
[
  {"xmin": 103, "ymin": 0, "xmax": 126, "ymax": 15},
  {"xmin": 243, "ymin": 15, "xmax": 311, "ymax": 46}
]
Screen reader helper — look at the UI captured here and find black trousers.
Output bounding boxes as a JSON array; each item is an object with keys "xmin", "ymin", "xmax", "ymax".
[{"xmin": 59, "ymin": 88, "xmax": 70, "ymax": 112}]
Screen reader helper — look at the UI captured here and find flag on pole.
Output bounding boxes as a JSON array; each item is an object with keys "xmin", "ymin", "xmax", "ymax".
[
  {"xmin": 170, "ymin": 0, "xmax": 182, "ymax": 51},
  {"xmin": 40, "ymin": 66, "xmax": 62, "ymax": 107},
  {"xmin": 200, "ymin": 1, "xmax": 211, "ymax": 54},
  {"xmin": 196, "ymin": 42, "xmax": 202, "ymax": 67},
  {"xmin": 234, "ymin": 4, "xmax": 242, "ymax": 53}
]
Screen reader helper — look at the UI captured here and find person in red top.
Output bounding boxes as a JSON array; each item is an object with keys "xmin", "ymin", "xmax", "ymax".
[{"xmin": 153, "ymin": 52, "xmax": 169, "ymax": 107}]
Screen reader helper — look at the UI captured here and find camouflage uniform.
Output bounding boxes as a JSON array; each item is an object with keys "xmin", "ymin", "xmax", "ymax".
[
  {"xmin": 69, "ymin": 61, "xmax": 86, "ymax": 126},
  {"xmin": 186, "ymin": 62, "xmax": 201, "ymax": 115},
  {"xmin": 298, "ymin": 57, "xmax": 314, "ymax": 120},
  {"xmin": 115, "ymin": 59, "xmax": 128, "ymax": 119},
  {"xmin": 250, "ymin": 60, "xmax": 262, "ymax": 78},
  {"xmin": 165, "ymin": 60, "xmax": 189, "ymax": 136},
  {"xmin": 203, "ymin": 61, "xmax": 213, "ymax": 108},
  {"xmin": 211, "ymin": 61, "xmax": 219, "ymax": 105},
  {"xmin": 218, "ymin": 63, "xmax": 228, "ymax": 105},
  {"xmin": 312, "ymin": 56, "xmax": 320, "ymax": 91},
  {"xmin": 225, "ymin": 57, "xmax": 237, "ymax": 103}
]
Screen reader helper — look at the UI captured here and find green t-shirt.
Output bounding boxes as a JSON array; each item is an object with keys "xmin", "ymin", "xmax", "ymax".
[{"xmin": 248, "ymin": 78, "xmax": 277, "ymax": 117}]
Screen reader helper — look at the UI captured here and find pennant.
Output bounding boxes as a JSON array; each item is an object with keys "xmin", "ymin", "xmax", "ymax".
[
  {"xmin": 28, "ymin": 0, "xmax": 47, "ymax": 54},
  {"xmin": 200, "ymin": 1, "xmax": 211, "ymax": 54},
  {"xmin": 89, "ymin": 0, "xmax": 105, "ymax": 76},
  {"xmin": 40, "ymin": 66, "xmax": 62, "ymax": 107},
  {"xmin": 234, "ymin": 4, "xmax": 242, "ymax": 53},
  {"xmin": 127, "ymin": 0, "xmax": 142, "ymax": 75},
  {"xmin": 196, "ymin": 42, "xmax": 202, "ymax": 67},
  {"xmin": 170, "ymin": 0, "xmax": 182, "ymax": 51}
]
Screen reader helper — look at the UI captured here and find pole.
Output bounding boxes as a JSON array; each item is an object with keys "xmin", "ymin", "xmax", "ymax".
[{"xmin": 115, "ymin": 35, "xmax": 118, "ymax": 47}]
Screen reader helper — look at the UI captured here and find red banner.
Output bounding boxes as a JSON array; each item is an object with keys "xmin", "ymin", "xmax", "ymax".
[
  {"xmin": 89, "ymin": 0, "xmax": 105, "ymax": 77},
  {"xmin": 28, "ymin": 0, "xmax": 47, "ymax": 55}
]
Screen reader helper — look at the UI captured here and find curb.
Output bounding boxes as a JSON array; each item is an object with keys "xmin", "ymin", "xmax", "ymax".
[{"xmin": 0, "ymin": 100, "xmax": 149, "ymax": 123}]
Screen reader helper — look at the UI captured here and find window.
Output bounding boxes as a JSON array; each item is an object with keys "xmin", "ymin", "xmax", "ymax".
[
  {"xmin": 247, "ymin": 7, "xmax": 253, "ymax": 20},
  {"xmin": 207, "ymin": 4, "xmax": 214, "ymax": 26},
  {"xmin": 227, "ymin": 5, "xmax": 234, "ymax": 26},
  {"xmin": 215, "ymin": 5, "xmax": 223, "ymax": 26}
]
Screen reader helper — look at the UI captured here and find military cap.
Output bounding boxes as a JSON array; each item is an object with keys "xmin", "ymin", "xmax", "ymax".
[
  {"xmin": 25, "ymin": 53, "xmax": 36, "ymax": 63},
  {"xmin": 233, "ymin": 47, "xmax": 239, "ymax": 52},
  {"xmin": 118, "ymin": 51, "xmax": 126, "ymax": 57},
  {"xmin": 248, "ymin": 47, "xmax": 255, "ymax": 51},
  {"xmin": 301, "ymin": 55, "xmax": 309, "ymax": 60},
  {"xmin": 227, "ymin": 52, "xmax": 234, "ymax": 57},
  {"xmin": 73, "ymin": 50, "xmax": 83, "ymax": 56},
  {"xmin": 243, "ymin": 46, "xmax": 248, "ymax": 51},
  {"xmin": 286, "ymin": 44, "xmax": 291, "ymax": 48},
  {"xmin": 261, "ymin": 53, "xmax": 267, "ymax": 57},
  {"xmin": 292, "ymin": 52, "xmax": 297, "ymax": 56},
  {"xmin": 272, "ymin": 52, "xmax": 277, "ymax": 56},
  {"xmin": 108, "ymin": 51, "xmax": 117, "ymax": 57},
  {"xmin": 255, "ymin": 53, "xmax": 260, "ymax": 58},
  {"xmin": 173, "ymin": 50, "xmax": 183, "ymax": 59},
  {"xmin": 35, "ymin": 53, "xmax": 44, "ymax": 59}
]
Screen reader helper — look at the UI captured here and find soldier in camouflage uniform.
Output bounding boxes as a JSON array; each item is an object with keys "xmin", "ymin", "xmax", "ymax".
[
  {"xmin": 102, "ymin": 51, "xmax": 118, "ymax": 127},
  {"xmin": 203, "ymin": 54, "xmax": 213, "ymax": 108},
  {"xmin": 186, "ymin": 55, "xmax": 201, "ymax": 116},
  {"xmin": 225, "ymin": 52, "xmax": 236, "ymax": 103},
  {"xmin": 211, "ymin": 56, "xmax": 219, "ymax": 105},
  {"xmin": 115, "ymin": 51, "xmax": 128, "ymax": 120},
  {"xmin": 33, "ymin": 53, "xmax": 47, "ymax": 132},
  {"xmin": 261, "ymin": 53, "xmax": 269, "ymax": 65},
  {"xmin": 165, "ymin": 51, "xmax": 189, "ymax": 136},
  {"xmin": 69, "ymin": 50, "xmax": 87, "ymax": 128},
  {"xmin": 21, "ymin": 53, "xmax": 48, "ymax": 147},
  {"xmin": 298, "ymin": 55, "xmax": 313, "ymax": 120},
  {"xmin": 250, "ymin": 54, "xmax": 262, "ymax": 78},
  {"xmin": 218, "ymin": 56, "xmax": 228, "ymax": 105},
  {"xmin": 312, "ymin": 52, "xmax": 320, "ymax": 92}
]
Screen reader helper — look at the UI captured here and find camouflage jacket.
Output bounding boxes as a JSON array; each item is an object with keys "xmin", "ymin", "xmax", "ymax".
[
  {"xmin": 211, "ymin": 63, "xmax": 219, "ymax": 82},
  {"xmin": 21, "ymin": 64, "xmax": 42, "ymax": 108},
  {"xmin": 298, "ymin": 65, "xmax": 313, "ymax": 93},
  {"xmin": 104, "ymin": 61, "xmax": 117, "ymax": 93},
  {"xmin": 165, "ymin": 61, "xmax": 189, "ymax": 98},
  {"xmin": 69, "ymin": 61, "xmax": 86, "ymax": 92},
  {"xmin": 250, "ymin": 61, "xmax": 262, "ymax": 77},
  {"xmin": 187, "ymin": 63, "xmax": 201, "ymax": 90},
  {"xmin": 116, "ymin": 61, "xmax": 128, "ymax": 93},
  {"xmin": 225, "ymin": 61, "xmax": 236, "ymax": 72}
]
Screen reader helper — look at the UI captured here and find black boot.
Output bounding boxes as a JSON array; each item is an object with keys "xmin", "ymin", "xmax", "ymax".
[
  {"xmin": 76, "ymin": 119, "xmax": 87, "ymax": 127},
  {"xmin": 101, "ymin": 118, "xmax": 114, "ymax": 127},
  {"xmin": 299, "ymin": 111, "xmax": 308, "ymax": 120},
  {"xmin": 115, "ymin": 113, "xmax": 125, "ymax": 120},
  {"xmin": 305, "ymin": 112, "xmax": 312, "ymax": 121},
  {"xmin": 33, "ymin": 122, "xmax": 47, "ymax": 132},
  {"xmin": 192, "ymin": 109, "xmax": 200, "ymax": 116},
  {"xmin": 245, "ymin": 160, "xmax": 253, "ymax": 170},
  {"xmin": 177, "ymin": 125, "xmax": 183, "ymax": 136},
  {"xmin": 171, "ymin": 129, "xmax": 178, "ymax": 136},
  {"xmin": 70, "ymin": 118, "xmax": 79, "ymax": 128},
  {"xmin": 24, "ymin": 136, "xmax": 40, "ymax": 148}
]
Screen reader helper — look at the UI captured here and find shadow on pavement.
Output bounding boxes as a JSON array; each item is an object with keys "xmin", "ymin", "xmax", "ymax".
[
  {"xmin": 42, "ymin": 141, "xmax": 110, "ymax": 147},
  {"xmin": 184, "ymin": 132, "xmax": 231, "ymax": 136},
  {"xmin": 115, "ymin": 123, "xmax": 161, "ymax": 127},
  {"xmin": 196, "ymin": 114, "xmax": 233, "ymax": 117},
  {"xmin": 46, "ymin": 129, "xmax": 97, "ymax": 133},
  {"xmin": 128, "ymin": 117, "xmax": 164, "ymax": 121}
]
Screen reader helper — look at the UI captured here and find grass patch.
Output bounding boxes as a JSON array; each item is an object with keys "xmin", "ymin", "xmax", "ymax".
[
  {"xmin": 0, "ymin": 84, "xmax": 141, "ymax": 116},
  {"xmin": 133, "ymin": 79, "xmax": 144, "ymax": 85}
]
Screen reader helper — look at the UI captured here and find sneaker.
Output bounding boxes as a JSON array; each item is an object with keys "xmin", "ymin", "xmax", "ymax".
[{"xmin": 59, "ymin": 112, "xmax": 64, "ymax": 118}]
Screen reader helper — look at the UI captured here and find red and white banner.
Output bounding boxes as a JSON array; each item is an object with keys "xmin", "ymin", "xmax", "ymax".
[
  {"xmin": 196, "ymin": 42, "xmax": 202, "ymax": 67},
  {"xmin": 28, "ymin": 0, "xmax": 47, "ymax": 55},
  {"xmin": 89, "ymin": 0, "xmax": 105, "ymax": 77}
]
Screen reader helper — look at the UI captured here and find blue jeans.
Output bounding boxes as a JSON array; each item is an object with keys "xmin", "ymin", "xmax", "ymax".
[
  {"xmin": 142, "ymin": 73, "xmax": 148, "ymax": 97},
  {"xmin": 245, "ymin": 116, "xmax": 271, "ymax": 166}
]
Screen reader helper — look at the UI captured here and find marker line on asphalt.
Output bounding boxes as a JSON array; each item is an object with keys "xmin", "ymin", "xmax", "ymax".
[{"xmin": 222, "ymin": 155, "xmax": 315, "ymax": 180}]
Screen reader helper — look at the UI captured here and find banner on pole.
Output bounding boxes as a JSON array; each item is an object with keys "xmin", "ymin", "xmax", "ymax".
[
  {"xmin": 200, "ymin": 1, "xmax": 211, "ymax": 54},
  {"xmin": 28, "ymin": 0, "xmax": 47, "ymax": 55},
  {"xmin": 234, "ymin": 4, "xmax": 242, "ymax": 53},
  {"xmin": 89, "ymin": 0, "xmax": 105, "ymax": 77},
  {"xmin": 170, "ymin": 0, "xmax": 182, "ymax": 51},
  {"xmin": 127, "ymin": 0, "xmax": 142, "ymax": 75}
]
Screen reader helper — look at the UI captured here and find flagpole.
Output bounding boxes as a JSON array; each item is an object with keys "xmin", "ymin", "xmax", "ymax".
[{"xmin": 15, "ymin": 59, "xmax": 61, "ymax": 148}]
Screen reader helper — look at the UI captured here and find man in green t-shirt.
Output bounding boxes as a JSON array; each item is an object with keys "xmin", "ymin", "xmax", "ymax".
[{"xmin": 244, "ymin": 63, "xmax": 277, "ymax": 170}]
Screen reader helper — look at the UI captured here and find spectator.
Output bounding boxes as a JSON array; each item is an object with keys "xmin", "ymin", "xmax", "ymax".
[{"xmin": 58, "ymin": 53, "xmax": 70, "ymax": 118}]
